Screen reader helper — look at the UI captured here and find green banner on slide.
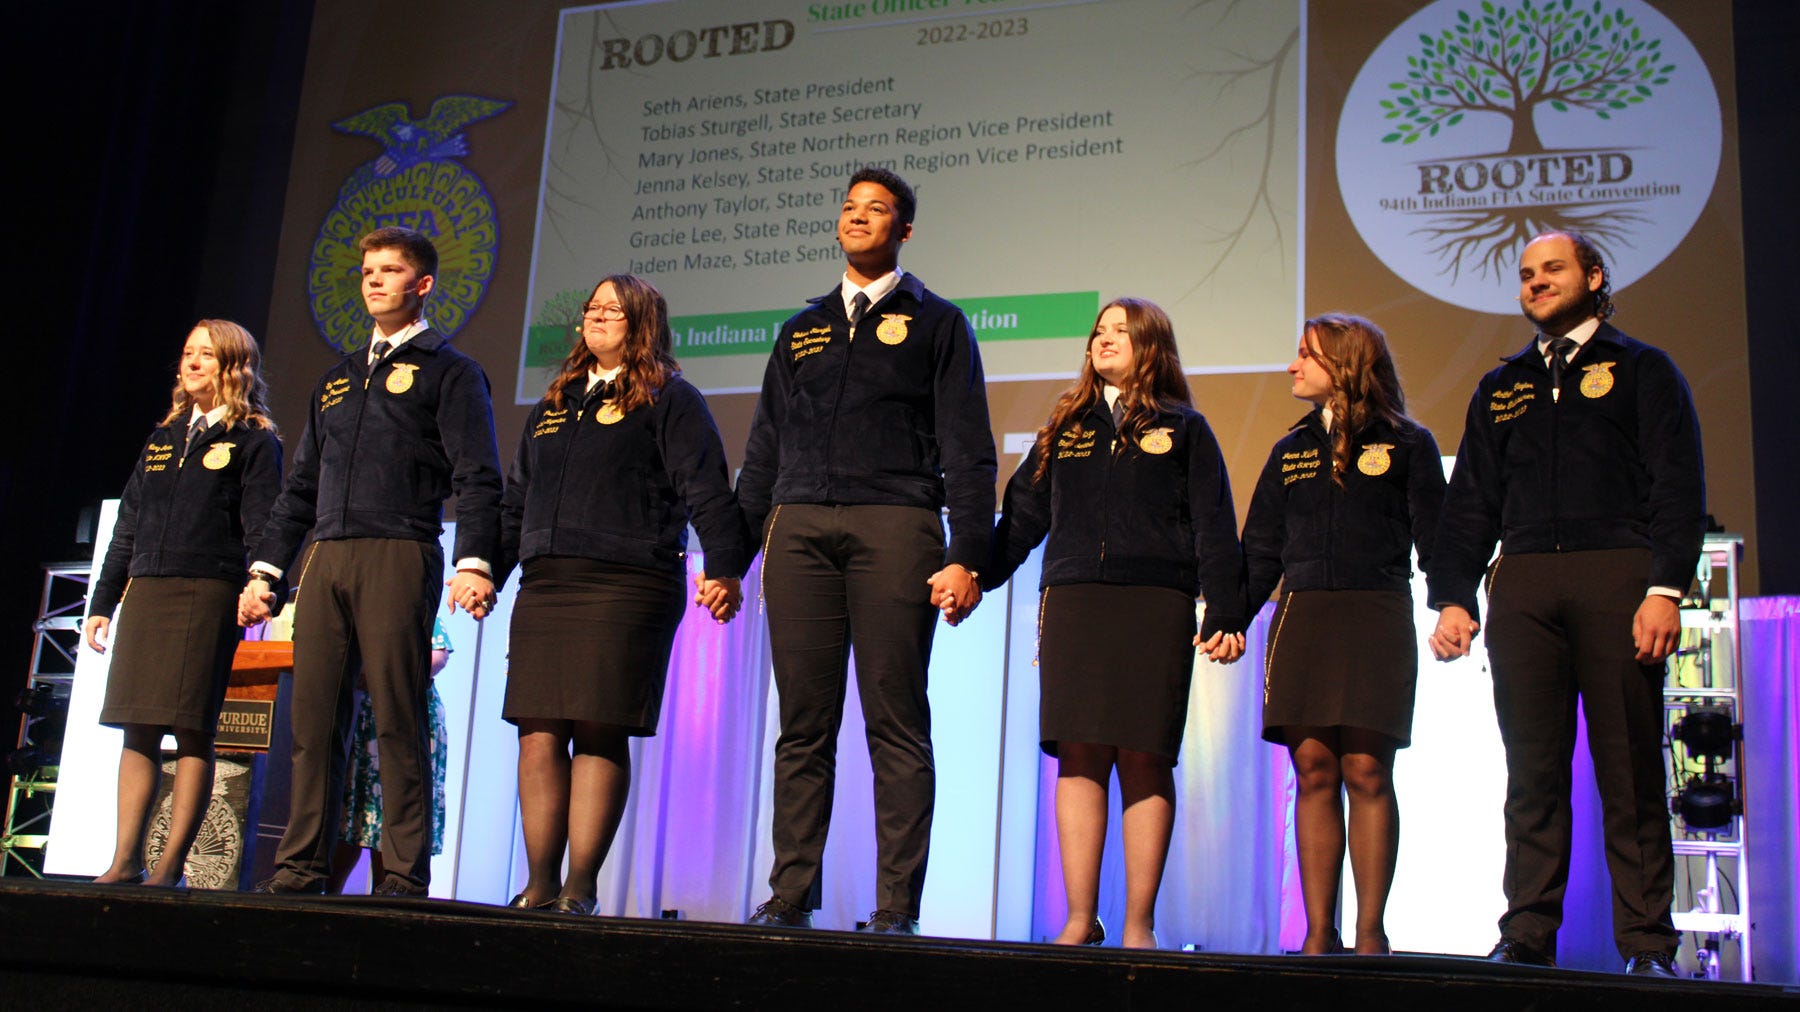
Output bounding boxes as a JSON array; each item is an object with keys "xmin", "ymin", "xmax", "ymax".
[{"xmin": 529, "ymin": 292, "xmax": 1099, "ymax": 366}]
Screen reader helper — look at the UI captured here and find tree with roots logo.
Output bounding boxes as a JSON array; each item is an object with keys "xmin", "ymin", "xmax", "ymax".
[{"xmin": 1377, "ymin": 0, "xmax": 1677, "ymax": 280}]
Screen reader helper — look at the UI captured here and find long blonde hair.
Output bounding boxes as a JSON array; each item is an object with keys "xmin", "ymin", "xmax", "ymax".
[{"xmin": 160, "ymin": 319, "xmax": 276, "ymax": 432}]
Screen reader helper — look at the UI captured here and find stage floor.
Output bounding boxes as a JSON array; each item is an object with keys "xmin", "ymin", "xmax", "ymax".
[{"xmin": 0, "ymin": 880, "xmax": 1791, "ymax": 1010}]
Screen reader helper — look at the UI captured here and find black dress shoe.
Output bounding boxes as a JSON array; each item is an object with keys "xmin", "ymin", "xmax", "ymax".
[
  {"xmin": 1487, "ymin": 939, "xmax": 1555, "ymax": 966},
  {"xmin": 859, "ymin": 909, "xmax": 920, "ymax": 935},
  {"xmin": 506, "ymin": 893, "xmax": 557, "ymax": 909},
  {"xmin": 550, "ymin": 896, "xmax": 596, "ymax": 916},
  {"xmin": 1082, "ymin": 918, "xmax": 1106, "ymax": 946},
  {"xmin": 746, "ymin": 896, "xmax": 814, "ymax": 929},
  {"xmin": 1624, "ymin": 951, "xmax": 1679, "ymax": 978},
  {"xmin": 253, "ymin": 876, "xmax": 325, "ymax": 895},
  {"xmin": 370, "ymin": 876, "xmax": 429, "ymax": 898}
]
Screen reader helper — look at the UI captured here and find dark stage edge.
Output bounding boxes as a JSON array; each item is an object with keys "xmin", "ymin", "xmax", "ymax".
[{"xmin": 1, "ymin": 881, "xmax": 1791, "ymax": 1010}]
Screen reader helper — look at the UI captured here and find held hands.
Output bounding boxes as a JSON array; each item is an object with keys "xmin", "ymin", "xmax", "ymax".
[
  {"xmin": 446, "ymin": 570, "xmax": 497, "ymax": 620},
  {"xmin": 1429, "ymin": 605, "xmax": 1479, "ymax": 660},
  {"xmin": 1194, "ymin": 630, "xmax": 1246, "ymax": 664},
  {"xmin": 1633, "ymin": 594, "xmax": 1682, "ymax": 663},
  {"xmin": 238, "ymin": 577, "xmax": 276, "ymax": 627},
  {"xmin": 83, "ymin": 615, "xmax": 110, "ymax": 654},
  {"xmin": 927, "ymin": 564, "xmax": 981, "ymax": 626},
  {"xmin": 693, "ymin": 574, "xmax": 743, "ymax": 624}
]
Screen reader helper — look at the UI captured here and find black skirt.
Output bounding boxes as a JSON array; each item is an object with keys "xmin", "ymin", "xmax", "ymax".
[
  {"xmin": 1260, "ymin": 589, "xmax": 1418, "ymax": 747},
  {"xmin": 503, "ymin": 556, "xmax": 688, "ymax": 735},
  {"xmin": 1037, "ymin": 582, "xmax": 1198, "ymax": 765},
  {"xmin": 99, "ymin": 577, "xmax": 241, "ymax": 734}
]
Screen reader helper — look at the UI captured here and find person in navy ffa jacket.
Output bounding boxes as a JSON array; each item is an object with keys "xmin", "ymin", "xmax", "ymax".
[
  {"xmin": 1240, "ymin": 314, "xmax": 1444, "ymax": 955},
  {"xmin": 495, "ymin": 273, "xmax": 748, "ymax": 916},
  {"xmin": 238, "ymin": 226, "xmax": 504, "ymax": 897},
  {"xmin": 1428, "ymin": 231, "xmax": 1704, "ymax": 978},
  {"xmin": 737, "ymin": 167, "xmax": 997, "ymax": 935},
  {"xmin": 984, "ymin": 297, "xmax": 1246, "ymax": 949},
  {"xmin": 83, "ymin": 319, "xmax": 283, "ymax": 886}
]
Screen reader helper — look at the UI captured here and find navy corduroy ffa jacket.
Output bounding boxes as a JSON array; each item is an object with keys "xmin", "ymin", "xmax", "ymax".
[
  {"xmin": 90, "ymin": 418, "xmax": 284, "ymax": 617},
  {"xmin": 983, "ymin": 401, "xmax": 1249, "ymax": 639},
  {"xmin": 496, "ymin": 374, "xmax": 749, "ymax": 584},
  {"xmin": 1242, "ymin": 410, "xmax": 1445, "ymax": 610},
  {"xmin": 1426, "ymin": 322, "xmax": 1706, "ymax": 622},
  {"xmin": 255, "ymin": 329, "xmax": 504, "ymax": 572},
  {"xmin": 736, "ymin": 273, "xmax": 997, "ymax": 569}
]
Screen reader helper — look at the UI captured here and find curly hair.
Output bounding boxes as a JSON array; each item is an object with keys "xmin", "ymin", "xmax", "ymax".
[
  {"xmin": 161, "ymin": 320, "xmax": 276, "ymax": 432},
  {"xmin": 1302, "ymin": 314, "xmax": 1412, "ymax": 486},
  {"xmin": 1030, "ymin": 297, "xmax": 1192, "ymax": 483},
  {"xmin": 544, "ymin": 274, "xmax": 678, "ymax": 413}
]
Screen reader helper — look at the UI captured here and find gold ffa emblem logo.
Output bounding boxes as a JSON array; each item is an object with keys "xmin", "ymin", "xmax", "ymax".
[
  {"xmin": 1139, "ymin": 427, "xmax": 1174, "ymax": 455},
  {"xmin": 876, "ymin": 314, "xmax": 911, "ymax": 345},
  {"xmin": 1580, "ymin": 362, "xmax": 1616, "ymax": 399},
  {"xmin": 202, "ymin": 442, "xmax": 235, "ymax": 470},
  {"xmin": 385, "ymin": 363, "xmax": 418, "ymax": 394},
  {"xmin": 596, "ymin": 401, "xmax": 624, "ymax": 425},
  {"xmin": 1357, "ymin": 443, "xmax": 1394, "ymax": 476}
]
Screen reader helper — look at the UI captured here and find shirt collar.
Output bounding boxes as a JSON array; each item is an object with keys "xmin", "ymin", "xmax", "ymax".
[
  {"xmin": 840, "ymin": 269, "xmax": 905, "ymax": 318},
  {"xmin": 585, "ymin": 364, "xmax": 623, "ymax": 391},
  {"xmin": 1537, "ymin": 315, "xmax": 1601, "ymax": 357},
  {"xmin": 370, "ymin": 317, "xmax": 434, "ymax": 363},
  {"xmin": 189, "ymin": 403, "xmax": 228, "ymax": 428}
]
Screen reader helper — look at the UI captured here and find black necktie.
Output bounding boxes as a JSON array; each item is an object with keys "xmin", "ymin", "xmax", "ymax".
[
  {"xmin": 370, "ymin": 339, "xmax": 392, "ymax": 366},
  {"xmin": 849, "ymin": 292, "xmax": 870, "ymax": 330},
  {"xmin": 186, "ymin": 418, "xmax": 206, "ymax": 457},
  {"xmin": 1110, "ymin": 396, "xmax": 1126, "ymax": 431},
  {"xmin": 1547, "ymin": 336, "xmax": 1577, "ymax": 395}
]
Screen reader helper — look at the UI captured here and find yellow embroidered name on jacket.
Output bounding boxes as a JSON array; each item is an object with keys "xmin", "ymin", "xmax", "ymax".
[
  {"xmin": 1055, "ymin": 427, "xmax": 1097, "ymax": 460},
  {"xmin": 792, "ymin": 327, "xmax": 833, "ymax": 362},
  {"xmin": 321, "ymin": 376, "xmax": 352, "ymax": 412},
  {"xmin": 1489, "ymin": 381, "xmax": 1536, "ymax": 423},
  {"xmin": 144, "ymin": 442, "xmax": 175, "ymax": 473},
  {"xmin": 1280, "ymin": 447, "xmax": 1321, "ymax": 486},
  {"xmin": 533, "ymin": 408, "xmax": 569, "ymax": 439}
]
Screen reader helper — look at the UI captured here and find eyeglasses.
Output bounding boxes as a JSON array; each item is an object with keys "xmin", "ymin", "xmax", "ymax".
[{"xmin": 582, "ymin": 302, "xmax": 627, "ymax": 321}]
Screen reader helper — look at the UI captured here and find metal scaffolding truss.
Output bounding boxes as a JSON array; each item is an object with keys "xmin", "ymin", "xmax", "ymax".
[{"xmin": 2, "ymin": 563, "xmax": 87, "ymax": 878}]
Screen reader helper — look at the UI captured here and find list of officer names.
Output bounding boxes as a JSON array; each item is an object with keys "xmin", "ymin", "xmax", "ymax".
[{"xmin": 626, "ymin": 73, "xmax": 1121, "ymax": 276}]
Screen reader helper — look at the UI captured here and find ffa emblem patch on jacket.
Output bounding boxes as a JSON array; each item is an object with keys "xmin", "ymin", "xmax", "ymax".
[
  {"xmin": 876, "ymin": 314, "xmax": 911, "ymax": 345},
  {"xmin": 202, "ymin": 442, "xmax": 234, "ymax": 470},
  {"xmin": 1357, "ymin": 443, "xmax": 1394, "ymax": 476},
  {"xmin": 386, "ymin": 363, "xmax": 418, "ymax": 394},
  {"xmin": 1139, "ymin": 428, "xmax": 1174, "ymax": 455},
  {"xmin": 1580, "ymin": 362, "xmax": 1616, "ymax": 398},
  {"xmin": 597, "ymin": 401, "xmax": 624, "ymax": 425}
]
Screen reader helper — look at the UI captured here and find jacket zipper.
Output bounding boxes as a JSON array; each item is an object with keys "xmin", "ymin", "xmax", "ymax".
[
  {"xmin": 757, "ymin": 505, "xmax": 784, "ymax": 613},
  {"xmin": 344, "ymin": 359, "xmax": 374, "ymax": 520}
]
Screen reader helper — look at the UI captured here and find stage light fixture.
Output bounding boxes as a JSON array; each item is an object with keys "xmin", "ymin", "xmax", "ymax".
[
  {"xmin": 1672, "ymin": 706, "xmax": 1739, "ymax": 761},
  {"xmin": 1672, "ymin": 774, "xmax": 1737, "ymax": 831},
  {"xmin": 7, "ymin": 683, "xmax": 68, "ymax": 776}
]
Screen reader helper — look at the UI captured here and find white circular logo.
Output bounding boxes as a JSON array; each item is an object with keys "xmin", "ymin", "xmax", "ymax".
[{"xmin": 1337, "ymin": 0, "xmax": 1719, "ymax": 314}]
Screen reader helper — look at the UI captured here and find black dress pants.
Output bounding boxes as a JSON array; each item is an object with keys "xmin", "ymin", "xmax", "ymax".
[
  {"xmin": 761, "ymin": 504, "xmax": 943, "ymax": 917},
  {"xmin": 1485, "ymin": 547, "xmax": 1678, "ymax": 960},
  {"xmin": 273, "ymin": 538, "xmax": 441, "ymax": 890}
]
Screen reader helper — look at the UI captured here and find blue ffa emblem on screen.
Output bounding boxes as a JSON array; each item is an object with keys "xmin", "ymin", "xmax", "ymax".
[{"xmin": 307, "ymin": 95, "xmax": 512, "ymax": 354}]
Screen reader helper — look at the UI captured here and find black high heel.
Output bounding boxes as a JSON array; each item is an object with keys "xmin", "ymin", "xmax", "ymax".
[{"xmin": 1083, "ymin": 918, "xmax": 1106, "ymax": 946}]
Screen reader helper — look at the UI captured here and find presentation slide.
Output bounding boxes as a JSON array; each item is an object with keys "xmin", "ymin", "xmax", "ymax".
[{"xmin": 518, "ymin": 0, "xmax": 1300, "ymax": 399}]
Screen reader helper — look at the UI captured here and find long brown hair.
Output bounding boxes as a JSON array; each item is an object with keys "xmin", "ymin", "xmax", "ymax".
[
  {"xmin": 1304, "ymin": 313, "xmax": 1411, "ymax": 486},
  {"xmin": 160, "ymin": 319, "xmax": 276, "ymax": 433},
  {"xmin": 544, "ymin": 274, "xmax": 678, "ymax": 412},
  {"xmin": 1030, "ymin": 297, "xmax": 1192, "ymax": 482}
]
